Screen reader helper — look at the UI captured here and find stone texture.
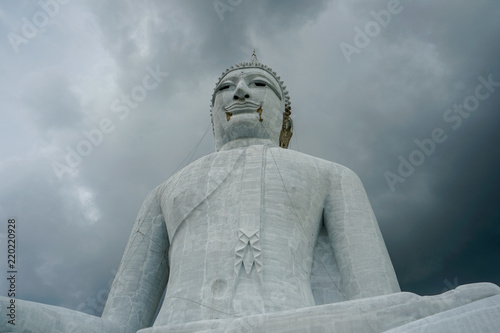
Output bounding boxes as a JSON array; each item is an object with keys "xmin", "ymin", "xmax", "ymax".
[
  {"xmin": 137, "ymin": 283, "xmax": 500, "ymax": 333},
  {"xmin": 385, "ymin": 291, "xmax": 500, "ymax": 333},
  {"xmin": 146, "ymin": 145, "xmax": 399, "ymax": 326},
  {"xmin": 310, "ymin": 227, "xmax": 344, "ymax": 305}
]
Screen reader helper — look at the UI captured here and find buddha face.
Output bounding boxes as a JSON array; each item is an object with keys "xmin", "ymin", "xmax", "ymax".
[{"xmin": 212, "ymin": 68, "xmax": 284, "ymax": 150}]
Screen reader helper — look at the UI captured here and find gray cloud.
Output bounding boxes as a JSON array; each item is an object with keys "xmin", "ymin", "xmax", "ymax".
[{"xmin": 21, "ymin": 68, "xmax": 83, "ymax": 132}]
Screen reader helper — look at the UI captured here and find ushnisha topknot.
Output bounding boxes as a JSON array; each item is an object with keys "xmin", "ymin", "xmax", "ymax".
[{"xmin": 210, "ymin": 50, "xmax": 291, "ymax": 114}]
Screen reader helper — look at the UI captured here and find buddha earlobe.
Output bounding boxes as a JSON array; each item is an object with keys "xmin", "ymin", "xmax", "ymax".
[{"xmin": 279, "ymin": 110, "xmax": 293, "ymax": 149}]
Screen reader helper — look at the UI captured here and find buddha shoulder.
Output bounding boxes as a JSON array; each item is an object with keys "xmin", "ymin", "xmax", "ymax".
[{"xmin": 268, "ymin": 147, "xmax": 362, "ymax": 184}]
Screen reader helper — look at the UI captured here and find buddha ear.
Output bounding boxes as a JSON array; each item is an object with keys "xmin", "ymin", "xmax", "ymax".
[{"xmin": 279, "ymin": 111, "xmax": 293, "ymax": 149}]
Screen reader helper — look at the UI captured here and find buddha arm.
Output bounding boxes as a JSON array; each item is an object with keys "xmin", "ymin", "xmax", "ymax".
[
  {"xmin": 323, "ymin": 165, "xmax": 400, "ymax": 300},
  {"xmin": 102, "ymin": 186, "xmax": 169, "ymax": 331}
]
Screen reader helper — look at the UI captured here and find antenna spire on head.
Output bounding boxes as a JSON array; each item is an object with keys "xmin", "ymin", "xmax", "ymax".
[{"xmin": 250, "ymin": 49, "xmax": 258, "ymax": 64}]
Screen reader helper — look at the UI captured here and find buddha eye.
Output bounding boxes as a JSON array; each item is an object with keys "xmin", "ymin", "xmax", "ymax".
[
  {"xmin": 253, "ymin": 80, "xmax": 267, "ymax": 87},
  {"xmin": 218, "ymin": 84, "xmax": 231, "ymax": 92}
]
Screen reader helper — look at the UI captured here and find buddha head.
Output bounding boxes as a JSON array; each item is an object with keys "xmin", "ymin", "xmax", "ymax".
[{"xmin": 211, "ymin": 52, "xmax": 292, "ymax": 151}]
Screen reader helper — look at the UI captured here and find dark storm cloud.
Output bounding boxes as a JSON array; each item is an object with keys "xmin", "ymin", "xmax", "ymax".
[
  {"xmin": 0, "ymin": 156, "xmax": 113, "ymax": 310},
  {"xmin": 181, "ymin": 0, "xmax": 332, "ymax": 67},
  {"xmin": 339, "ymin": 0, "xmax": 500, "ymax": 293}
]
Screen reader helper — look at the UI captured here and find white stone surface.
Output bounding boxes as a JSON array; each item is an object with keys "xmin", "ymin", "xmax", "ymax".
[
  {"xmin": 135, "ymin": 144, "xmax": 400, "ymax": 326},
  {"xmin": 137, "ymin": 283, "xmax": 500, "ymax": 333},
  {"xmin": 311, "ymin": 227, "xmax": 345, "ymax": 305},
  {"xmin": 384, "ymin": 290, "xmax": 500, "ymax": 333},
  {"xmin": 3, "ymin": 283, "xmax": 499, "ymax": 332},
  {"xmin": 0, "ymin": 297, "xmax": 123, "ymax": 332}
]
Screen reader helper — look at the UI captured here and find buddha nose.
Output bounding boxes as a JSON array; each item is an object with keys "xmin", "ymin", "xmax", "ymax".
[{"xmin": 233, "ymin": 81, "xmax": 250, "ymax": 100}]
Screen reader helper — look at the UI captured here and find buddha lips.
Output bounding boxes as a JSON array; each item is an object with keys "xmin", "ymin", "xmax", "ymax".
[{"xmin": 224, "ymin": 105, "xmax": 264, "ymax": 122}]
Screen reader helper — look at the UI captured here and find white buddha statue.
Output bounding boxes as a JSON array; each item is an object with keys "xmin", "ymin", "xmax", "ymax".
[{"xmin": 2, "ymin": 53, "xmax": 499, "ymax": 333}]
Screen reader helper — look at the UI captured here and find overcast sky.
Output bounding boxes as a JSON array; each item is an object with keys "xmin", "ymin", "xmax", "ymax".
[{"xmin": 1, "ymin": 0, "xmax": 499, "ymax": 316}]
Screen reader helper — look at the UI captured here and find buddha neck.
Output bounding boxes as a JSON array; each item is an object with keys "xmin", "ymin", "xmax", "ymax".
[{"xmin": 219, "ymin": 138, "xmax": 277, "ymax": 151}]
